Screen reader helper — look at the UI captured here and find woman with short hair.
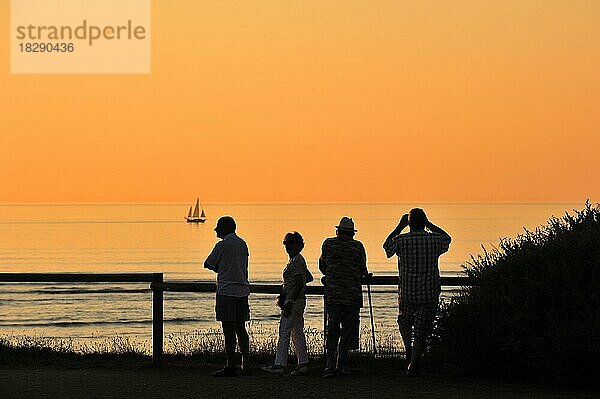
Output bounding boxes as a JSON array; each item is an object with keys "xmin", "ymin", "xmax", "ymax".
[{"xmin": 262, "ymin": 231, "xmax": 313, "ymax": 376}]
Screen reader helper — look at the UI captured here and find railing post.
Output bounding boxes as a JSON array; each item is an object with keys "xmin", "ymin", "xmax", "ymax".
[{"xmin": 152, "ymin": 273, "xmax": 164, "ymax": 367}]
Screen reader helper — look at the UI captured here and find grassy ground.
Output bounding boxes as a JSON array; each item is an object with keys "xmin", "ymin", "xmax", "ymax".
[
  {"xmin": 3, "ymin": 361, "xmax": 598, "ymax": 399},
  {"xmin": 1, "ymin": 347, "xmax": 598, "ymax": 398}
]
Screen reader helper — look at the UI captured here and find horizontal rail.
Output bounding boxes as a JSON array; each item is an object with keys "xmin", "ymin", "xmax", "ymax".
[
  {"xmin": 0, "ymin": 273, "xmax": 161, "ymax": 283},
  {"xmin": 151, "ymin": 276, "xmax": 473, "ymax": 294},
  {"xmin": 0, "ymin": 274, "xmax": 471, "ymax": 287},
  {"xmin": 369, "ymin": 275, "xmax": 471, "ymax": 286}
]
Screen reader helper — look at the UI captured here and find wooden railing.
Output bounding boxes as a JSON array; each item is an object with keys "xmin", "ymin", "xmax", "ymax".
[{"xmin": 0, "ymin": 273, "xmax": 472, "ymax": 366}]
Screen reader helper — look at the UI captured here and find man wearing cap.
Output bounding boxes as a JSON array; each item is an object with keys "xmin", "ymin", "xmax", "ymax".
[
  {"xmin": 319, "ymin": 217, "xmax": 370, "ymax": 378},
  {"xmin": 204, "ymin": 216, "xmax": 251, "ymax": 377},
  {"xmin": 384, "ymin": 208, "xmax": 451, "ymax": 376}
]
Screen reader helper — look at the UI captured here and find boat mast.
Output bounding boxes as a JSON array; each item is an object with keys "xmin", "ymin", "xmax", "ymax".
[{"xmin": 192, "ymin": 199, "xmax": 200, "ymax": 218}]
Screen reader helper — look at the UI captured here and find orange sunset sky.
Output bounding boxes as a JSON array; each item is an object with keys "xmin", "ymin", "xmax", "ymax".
[{"xmin": 1, "ymin": 1, "xmax": 599, "ymax": 203}]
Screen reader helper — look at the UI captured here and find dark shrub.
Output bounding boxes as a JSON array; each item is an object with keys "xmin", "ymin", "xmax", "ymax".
[{"xmin": 431, "ymin": 202, "xmax": 600, "ymax": 383}]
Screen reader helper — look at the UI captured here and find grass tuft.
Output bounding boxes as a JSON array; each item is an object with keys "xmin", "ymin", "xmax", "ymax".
[{"xmin": 1, "ymin": 323, "xmax": 406, "ymax": 369}]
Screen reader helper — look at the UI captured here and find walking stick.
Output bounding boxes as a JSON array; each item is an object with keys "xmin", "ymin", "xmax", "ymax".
[{"xmin": 366, "ymin": 276, "xmax": 377, "ymax": 356}]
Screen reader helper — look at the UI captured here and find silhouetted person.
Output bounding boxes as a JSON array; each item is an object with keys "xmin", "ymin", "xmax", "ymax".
[
  {"xmin": 262, "ymin": 232, "xmax": 313, "ymax": 376},
  {"xmin": 319, "ymin": 217, "xmax": 369, "ymax": 378},
  {"xmin": 384, "ymin": 208, "xmax": 451, "ymax": 376},
  {"xmin": 204, "ymin": 216, "xmax": 251, "ymax": 377}
]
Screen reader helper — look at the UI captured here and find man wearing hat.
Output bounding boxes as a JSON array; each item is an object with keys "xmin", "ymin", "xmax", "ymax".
[{"xmin": 319, "ymin": 216, "xmax": 370, "ymax": 378}]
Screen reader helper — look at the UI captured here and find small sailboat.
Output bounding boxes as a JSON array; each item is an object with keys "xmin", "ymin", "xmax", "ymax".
[{"xmin": 185, "ymin": 198, "xmax": 207, "ymax": 223}]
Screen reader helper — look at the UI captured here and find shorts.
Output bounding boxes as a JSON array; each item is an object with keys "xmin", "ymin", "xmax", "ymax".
[
  {"xmin": 397, "ymin": 301, "xmax": 437, "ymax": 340},
  {"xmin": 215, "ymin": 294, "xmax": 250, "ymax": 322}
]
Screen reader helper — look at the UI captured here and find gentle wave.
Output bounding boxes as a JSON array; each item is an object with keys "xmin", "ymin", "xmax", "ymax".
[
  {"xmin": 0, "ymin": 316, "xmax": 212, "ymax": 328},
  {"xmin": 0, "ymin": 298, "xmax": 55, "ymax": 303},
  {"xmin": 0, "ymin": 288, "xmax": 151, "ymax": 295}
]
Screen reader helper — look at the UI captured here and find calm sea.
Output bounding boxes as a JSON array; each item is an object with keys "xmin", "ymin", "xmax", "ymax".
[{"xmin": 0, "ymin": 203, "xmax": 581, "ymax": 349}]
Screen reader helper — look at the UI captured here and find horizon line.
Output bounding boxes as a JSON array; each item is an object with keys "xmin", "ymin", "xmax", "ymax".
[{"xmin": 0, "ymin": 200, "xmax": 593, "ymax": 206}]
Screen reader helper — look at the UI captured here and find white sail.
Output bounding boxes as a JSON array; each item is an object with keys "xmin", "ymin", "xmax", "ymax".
[
  {"xmin": 185, "ymin": 198, "xmax": 207, "ymax": 222},
  {"xmin": 192, "ymin": 199, "xmax": 200, "ymax": 218}
]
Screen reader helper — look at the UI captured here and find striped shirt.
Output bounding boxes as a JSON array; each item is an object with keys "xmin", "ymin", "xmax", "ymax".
[
  {"xmin": 384, "ymin": 231, "xmax": 451, "ymax": 304},
  {"xmin": 319, "ymin": 236, "xmax": 368, "ymax": 307}
]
